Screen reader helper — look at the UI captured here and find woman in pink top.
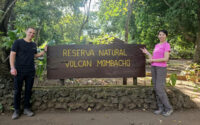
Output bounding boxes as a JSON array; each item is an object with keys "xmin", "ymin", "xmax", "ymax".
[{"xmin": 141, "ymin": 30, "xmax": 173, "ymax": 116}]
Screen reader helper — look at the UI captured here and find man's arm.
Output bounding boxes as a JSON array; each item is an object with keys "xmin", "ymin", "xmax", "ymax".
[
  {"xmin": 10, "ymin": 51, "xmax": 17, "ymax": 76},
  {"xmin": 34, "ymin": 51, "xmax": 46, "ymax": 58},
  {"xmin": 34, "ymin": 45, "xmax": 47, "ymax": 58}
]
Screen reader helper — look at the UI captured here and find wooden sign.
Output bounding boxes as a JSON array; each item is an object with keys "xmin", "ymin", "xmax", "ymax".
[{"xmin": 47, "ymin": 43, "xmax": 145, "ymax": 79}]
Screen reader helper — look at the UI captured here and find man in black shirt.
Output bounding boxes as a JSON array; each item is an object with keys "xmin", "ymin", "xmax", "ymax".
[{"xmin": 10, "ymin": 27, "xmax": 47, "ymax": 120}]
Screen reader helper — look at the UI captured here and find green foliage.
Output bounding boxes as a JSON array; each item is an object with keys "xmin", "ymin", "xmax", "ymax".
[
  {"xmin": 127, "ymin": 0, "xmax": 199, "ymax": 56},
  {"xmin": 98, "ymin": 0, "xmax": 128, "ymax": 40},
  {"xmin": 0, "ymin": 10, "xmax": 4, "ymax": 15},
  {"xmin": 184, "ymin": 63, "xmax": 200, "ymax": 83},
  {"xmin": 35, "ymin": 42, "xmax": 48, "ymax": 82},
  {"xmin": 1, "ymin": 0, "xmax": 200, "ymax": 79},
  {"xmin": 12, "ymin": 0, "xmax": 94, "ymax": 45},
  {"xmin": 194, "ymin": 85, "xmax": 200, "ymax": 92},
  {"xmin": 47, "ymin": 40, "xmax": 56, "ymax": 46},
  {"xmin": 0, "ymin": 29, "xmax": 24, "ymax": 49},
  {"xmin": 167, "ymin": 73, "xmax": 177, "ymax": 86},
  {"xmin": 170, "ymin": 49, "xmax": 194, "ymax": 59},
  {"xmin": 92, "ymin": 34, "xmax": 115, "ymax": 45},
  {"xmin": 10, "ymin": 0, "xmax": 198, "ymax": 53},
  {"xmin": 35, "ymin": 55, "xmax": 47, "ymax": 82},
  {"xmin": 0, "ymin": 103, "xmax": 3, "ymax": 112},
  {"xmin": 14, "ymin": 0, "xmax": 62, "ymax": 44}
]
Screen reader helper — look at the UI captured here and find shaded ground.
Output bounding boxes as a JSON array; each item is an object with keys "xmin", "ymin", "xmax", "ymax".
[{"xmin": 1, "ymin": 109, "xmax": 200, "ymax": 125}]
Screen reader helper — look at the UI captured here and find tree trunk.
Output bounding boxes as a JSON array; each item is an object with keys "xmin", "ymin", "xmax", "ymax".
[
  {"xmin": 0, "ymin": 0, "xmax": 16, "ymax": 34},
  {"xmin": 35, "ymin": 22, "xmax": 43, "ymax": 46},
  {"xmin": 125, "ymin": 0, "xmax": 133, "ymax": 43},
  {"xmin": 194, "ymin": 32, "xmax": 200, "ymax": 63},
  {"xmin": 193, "ymin": 0, "xmax": 200, "ymax": 63},
  {"xmin": 0, "ymin": 2, "xmax": 15, "ymax": 112},
  {"xmin": 0, "ymin": 0, "xmax": 16, "ymax": 77},
  {"xmin": 78, "ymin": 0, "xmax": 91, "ymax": 43}
]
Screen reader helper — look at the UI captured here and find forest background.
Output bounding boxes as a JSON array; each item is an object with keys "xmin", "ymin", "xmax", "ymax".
[{"xmin": 1, "ymin": 0, "xmax": 200, "ymax": 80}]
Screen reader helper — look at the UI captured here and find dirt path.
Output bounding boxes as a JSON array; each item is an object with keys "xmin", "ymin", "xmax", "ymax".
[{"xmin": 1, "ymin": 109, "xmax": 200, "ymax": 125}]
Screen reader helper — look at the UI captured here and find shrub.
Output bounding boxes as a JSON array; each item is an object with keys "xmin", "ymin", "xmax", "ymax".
[{"xmin": 167, "ymin": 73, "xmax": 177, "ymax": 86}]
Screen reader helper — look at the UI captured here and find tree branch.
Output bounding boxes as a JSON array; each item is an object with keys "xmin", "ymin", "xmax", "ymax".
[
  {"xmin": 78, "ymin": 0, "xmax": 92, "ymax": 42},
  {"xmin": 0, "ymin": 0, "xmax": 17, "ymax": 24},
  {"xmin": 163, "ymin": 0, "xmax": 171, "ymax": 8},
  {"xmin": 179, "ymin": 25, "xmax": 196, "ymax": 43}
]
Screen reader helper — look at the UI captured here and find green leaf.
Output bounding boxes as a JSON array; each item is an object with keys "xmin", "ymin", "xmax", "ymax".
[
  {"xmin": 0, "ymin": 103, "xmax": 3, "ymax": 112},
  {"xmin": 169, "ymin": 73, "xmax": 177, "ymax": 86}
]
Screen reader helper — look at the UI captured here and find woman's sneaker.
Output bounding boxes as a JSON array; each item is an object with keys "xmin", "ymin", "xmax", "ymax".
[
  {"xmin": 154, "ymin": 109, "xmax": 163, "ymax": 115},
  {"xmin": 162, "ymin": 109, "xmax": 173, "ymax": 116}
]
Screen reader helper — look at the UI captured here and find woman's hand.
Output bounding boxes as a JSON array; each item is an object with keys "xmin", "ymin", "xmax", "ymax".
[
  {"xmin": 140, "ymin": 47, "xmax": 152, "ymax": 59},
  {"xmin": 140, "ymin": 48, "xmax": 151, "ymax": 56},
  {"xmin": 140, "ymin": 48, "xmax": 149, "ymax": 55},
  {"xmin": 140, "ymin": 48, "xmax": 153, "ymax": 63},
  {"xmin": 147, "ymin": 59, "xmax": 153, "ymax": 63}
]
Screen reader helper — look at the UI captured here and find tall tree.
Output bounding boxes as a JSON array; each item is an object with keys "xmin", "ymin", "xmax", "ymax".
[
  {"xmin": 0, "ymin": 0, "xmax": 16, "ymax": 77},
  {"xmin": 129, "ymin": 0, "xmax": 200, "ymax": 62},
  {"xmin": 78, "ymin": 0, "xmax": 92, "ymax": 42},
  {"xmin": 98, "ymin": 0, "xmax": 131, "ymax": 41},
  {"xmin": 0, "ymin": 0, "xmax": 17, "ymax": 34},
  {"xmin": 194, "ymin": 0, "xmax": 200, "ymax": 63},
  {"xmin": 125, "ymin": 0, "xmax": 134, "ymax": 42}
]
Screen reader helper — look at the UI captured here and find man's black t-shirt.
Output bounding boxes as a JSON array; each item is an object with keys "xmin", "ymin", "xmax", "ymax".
[{"xmin": 11, "ymin": 39, "xmax": 37, "ymax": 72}]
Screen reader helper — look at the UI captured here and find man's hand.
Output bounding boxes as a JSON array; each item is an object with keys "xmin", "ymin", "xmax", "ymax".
[
  {"xmin": 44, "ymin": 45, "xmax": 47, "ymax": 52},
  {"xmin": 34, "ymin": 45, "xmax": 48, "ymax": 58},
  {"xmin": 10, "ymin": 67, "xmax": 17, "ymax": 76}
]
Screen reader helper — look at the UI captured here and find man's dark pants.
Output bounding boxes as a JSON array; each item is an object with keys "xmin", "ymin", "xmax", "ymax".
[{"xmin": 13, "ymin": 71, "xmax": 35, "ymax": 110}]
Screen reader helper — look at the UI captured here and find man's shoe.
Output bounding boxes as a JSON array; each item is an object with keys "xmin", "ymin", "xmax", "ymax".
[
  {"xmin": 162, "ymin": 109, "xmax": 173, "ymax": 117},
  {"xmin": 12, "ymin": 110, "xmax": 20, "ymax": 120},
  {"xmin": 23, "ymin": 109, "xmax": 34, "ymax": 117},
  {"xmin": 154, "ymin": 109, "xmax": 163, "ymax": 115}
]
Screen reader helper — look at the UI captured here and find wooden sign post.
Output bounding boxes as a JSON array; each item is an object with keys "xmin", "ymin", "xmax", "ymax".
[{"xmin": 47, "ymin": 43, "xmax": 146, "ymax": 84}]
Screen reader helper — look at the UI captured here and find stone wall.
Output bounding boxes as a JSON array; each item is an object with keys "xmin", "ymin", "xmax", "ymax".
[
  {"xmin": 0, "ymin": 75, "xmax": 13, "ymax": 112},
  {"xmin": 0, "ymin": 85, "xmax": 197, "ymax": 112}
]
